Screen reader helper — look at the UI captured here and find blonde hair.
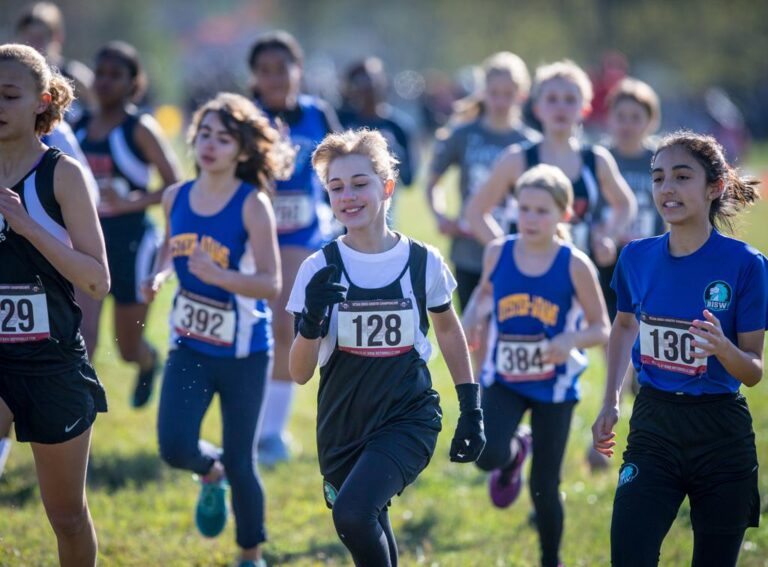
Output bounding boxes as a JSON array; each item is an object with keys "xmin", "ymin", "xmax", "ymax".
[
  {"xmin": 312, "ymin": 128, "xmax": 399, "ymax": 186},
  {"xmin": 449, "ymin": 51, "xmax": 531, "ymax": 125},
  {"xmin": 607, "ymin": 77, "xmax": 661, "ymax": 134},
  {"xmin": 188, "ymin": 92, "xmax": 295, "ymax": 192},
  {"xmin": 531, "ymin": 59, "xmax": 593, "ymax": 110},
  {"xmin": 0, "ymin": 43, "xmax": 73, "ymax": 135},
  {"xmin": 514, "ymin": 164, "xmax": 574, "ymax": 241}
]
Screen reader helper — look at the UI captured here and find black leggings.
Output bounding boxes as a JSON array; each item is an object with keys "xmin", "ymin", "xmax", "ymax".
[
  {"xmin": 331, "ymin": 449, "xmax": 405, "ymax": 567},
  {"xmin": 476, "ymin": 382, "xmax": 576, "ymax": 567}
]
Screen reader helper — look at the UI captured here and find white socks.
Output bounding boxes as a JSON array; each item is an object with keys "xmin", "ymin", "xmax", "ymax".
[{"xmin": 259, "ymin": 379, "xmax": 295, "ymax": 441}]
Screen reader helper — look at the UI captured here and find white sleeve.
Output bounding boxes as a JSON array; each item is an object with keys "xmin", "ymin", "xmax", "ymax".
[
  {"xmin": 425, "ymin": 245, "xmax": 457, "ymax": 309},
  {"xmin": 285, "ymin": 252, "xmax": 328, "ymax": 314},
  {"xmin": 47, "ymin": 123, "xmax": 100, "ymax": 206}
]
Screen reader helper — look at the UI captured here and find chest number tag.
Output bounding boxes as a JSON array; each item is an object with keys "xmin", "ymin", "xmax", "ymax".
[
  {"xmin": 495, "ymin": 334, "xmax": 555, "ymax": 382},
  {"xmin": 0, "ymin": 283, "xmax": 51, "ymax": 343},
  {"xmin": 337, "ymin": 299, "xmax": 415, "ymax": 357},
  {"xmin": 173, "ymin": 291, "xmax": 236, "ymax": 347},
  {"xmin": 639, "ymin": 313, "xmax": 707, "ymax": 376},
  {"xmin": 274, "ymin": 192, "xmax": 314, "ymax": 233}
]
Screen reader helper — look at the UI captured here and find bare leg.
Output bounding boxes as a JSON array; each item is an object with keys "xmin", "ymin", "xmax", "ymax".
[
  {"xmin": 76, "ymin": 289, "xmax": 103, "ymax": 361},
  {"xmin": 113, "ymin": 302, "xmax": 155, "ymax": 371},
  {"xmin": 32, "ymin": 428, "xmax": 97, "ymax": 567}
]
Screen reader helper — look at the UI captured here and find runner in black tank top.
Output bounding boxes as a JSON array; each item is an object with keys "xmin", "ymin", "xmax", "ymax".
[
  {"xmin": 288, "ymin": 130, "xmax": 485, "ymax": 566},
  {"xmin": 465, "ymin": 60, "xmax": 636, "ymax": 264},
  {"xmin": 0, "ymin": 44, "xmax": 109, "ymax": 566},
  {"xmin": 75, "ymin": 42, "xmax": 180, "ymax": 409}
]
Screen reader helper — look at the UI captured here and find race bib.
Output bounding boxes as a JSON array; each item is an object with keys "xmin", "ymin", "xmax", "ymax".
[
  {"xmin": 639, "ymin": 313, "xmax": 707, "ymax": 376},
  {"xmin": 173, "ymin": 291, "xmax": 236, "ymax": 347},
  {"xmin": 495, "ymin": 334, "xmax": 555, "ymax": 382},
  {"xmin": 274, "ymin": 191, "xmax": 314, "ymax": 233},
  {"xmin": 0, "ymin": 283, "xmax": 51, "ymax": 343},
  {"xmin": 337, "ymin": 299, "xmax": 415, "ymax": 357}
]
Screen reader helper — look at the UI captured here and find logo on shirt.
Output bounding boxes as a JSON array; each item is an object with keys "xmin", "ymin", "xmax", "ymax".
[
  {"xmin": 323, "ymin": 480, "xmax": 338, "ymax": 507},
  {"xmin": 704, "ymin": 281, "xmax": 732, "ymax": 311},
  {"xmin": 618, "ymin": 463, "xmax": 639, "ymax": 487}
]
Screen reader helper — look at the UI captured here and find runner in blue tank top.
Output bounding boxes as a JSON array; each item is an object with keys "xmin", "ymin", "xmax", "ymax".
[
  {"xmin": 464, "ymin": 164, "xmax": 609, "ymax": 567},
  {"xmin": 75, "ymin": 42, "xmax": 180, "ymax": 409},
  {"xmin": 143, "ymin": 93, "xmax": 288, "ymax": 567},
  {"xmin": 247, "ymin": 31, "xmax": 341, "ymax": 465},
  {"xmin": 593, "ymin": 132, "xmax": 767, "ymax": 567}
]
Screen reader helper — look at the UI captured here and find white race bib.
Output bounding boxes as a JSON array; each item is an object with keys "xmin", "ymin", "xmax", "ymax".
[
  {"xmin": 0, "ymin": 283, "xmax": 51, "ymax": 343},
  {"xmin": 337, "ymin": 299, "xmax": 415, "ymax": 357},
  {"xmin": 639, "ymin": 313, "xmax": 707, "ymax": 376},
  {"xmin": 495, "ymin": 334, "xmax": 555, "ymax": 382},
  {"xmin": 274, "ymin": 192, "xmax": 314, "ymax": 233},
  {"xmin": 173, "ymin": 291, "xmax": 236, "ymax": 347}
]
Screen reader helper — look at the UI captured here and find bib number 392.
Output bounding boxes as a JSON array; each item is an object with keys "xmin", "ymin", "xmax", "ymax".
[
  {"xmin": 173, "ymin": 292, "xmax": 236, "ymax": 347},
  {"xmin": 0, "ymin": 283, "xmax": 51, "ymax": 343},
  {"xmin": 495, "ymin": 334, "xmax": 555, "ymax": 382},
  {"xmin": 337, "ymin": 299, "xmax": 415, "ymax": 357},
  {"xmin": 274, "ymin": 192, "xmax": 314, "ymax": 233},
  {"xmin": 639, "ymin": 313, "xmax": 707, "ymax": 376}
]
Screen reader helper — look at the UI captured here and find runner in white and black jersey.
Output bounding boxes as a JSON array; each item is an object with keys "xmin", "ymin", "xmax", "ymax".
[
  {"xmin": 0, "ymin": 44, "xmax": 109, "ymax": 567},
  {"xmin": 287, "ymin": 129, "xmax": 485, "ymax": 566}
]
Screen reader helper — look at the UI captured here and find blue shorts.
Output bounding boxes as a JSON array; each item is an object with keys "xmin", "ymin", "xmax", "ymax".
[{"xmin": 102, "ymin": 216, "xmax": 158, "ymax": 304}]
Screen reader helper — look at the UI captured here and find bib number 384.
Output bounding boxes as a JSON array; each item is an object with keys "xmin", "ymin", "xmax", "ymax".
[
  {"xmin": 0, "ymin": 283, "xmax": 51, "ymax": 343},
  {"xmin": 495, "ymin": 334, "xmax": 555, "ymax": 382},
  {"xmin": 173, "ymin": 292, "xmax": 236, "ymax": 347},
  {"xmin": 337, "ymin": 299, "xmax": 415, "ymax": 357},
  {"xmin": 639, "ymin": 313, "xmax": 707, "ymax": 376}
]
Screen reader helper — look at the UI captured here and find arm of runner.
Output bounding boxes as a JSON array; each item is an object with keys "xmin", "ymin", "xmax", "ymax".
[
  {"xmin": 189, "ymin": 191, "xmax": 281, "ymax": 300},
  {"xmin": 465, "ymin": 148, "xmax": 523, "ymax": 245},
  {"xmin": 462, "ymin": 238, "xmax": 503, "ymax": 350},
  {"xmin": 592, "ymin": 311, "xmax": 639, "ymax": 457},
  {"xmin": 689, "ymin": 311, "xmax": 764, "ymax": 387},
  {"xmin": 141, "ymin": 182, "xmax": 182, "ymax": 302},
  {"xmin": 0, "ymin": 156, "xmax": 109, "ymax": 299},
  {"xmin": 544, "ymin": 250, "xmax": 610, "ymax": 364}
]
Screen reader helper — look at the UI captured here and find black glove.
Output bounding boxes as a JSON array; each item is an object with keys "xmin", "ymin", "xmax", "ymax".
[
  {"xmin": 449, "ymin": 382, "xmax": 486, "ymax": 463},
  {"xmin": 298, "ymin": 265, "xmax": 347, "ymax": 339}
]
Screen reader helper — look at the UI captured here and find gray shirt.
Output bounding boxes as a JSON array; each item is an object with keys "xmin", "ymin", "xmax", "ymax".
[
  {"xmin": 608, "ymin": 146, "xmax": 664, "ymax": 241},
  {"xmin": 431, "ymin": 119, "xmax": 540, "ymax": 272}
]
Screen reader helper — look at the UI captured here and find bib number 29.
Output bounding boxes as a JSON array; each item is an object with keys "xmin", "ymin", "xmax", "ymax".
[{"xmin": 0, "ymin": 283, "xmax": 51, "ymax": 343}]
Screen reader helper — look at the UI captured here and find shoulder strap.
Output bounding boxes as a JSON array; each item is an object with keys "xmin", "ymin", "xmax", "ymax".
[
  {"xmin": 35, "ymin": 148, "xmax": 66, "ymax": 226},
  {"xmin": 407, "ymin": 239, "xmax": 430, "ymax": 335},
  {"xmin": 581, "ymin": 144, "xmax": 597, "ymax": 176},
  {"xmin": 524, "ymin": 142, "xmax": 540, "ymax": 168}
]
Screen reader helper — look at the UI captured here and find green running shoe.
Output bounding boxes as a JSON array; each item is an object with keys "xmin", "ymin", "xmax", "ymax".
[{"xmin": 195, "ymin": 476, "xmax": 228, "ymax": 538}]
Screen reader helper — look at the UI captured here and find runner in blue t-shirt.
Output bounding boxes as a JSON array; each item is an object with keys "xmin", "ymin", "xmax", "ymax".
[{"xmin": 592, "ymin": 131, "xmax": 767, "ymax": 567}]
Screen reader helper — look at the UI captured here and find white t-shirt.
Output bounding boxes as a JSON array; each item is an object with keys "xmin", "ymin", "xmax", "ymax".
[{"xmin": 287, "ymin": 235, "xmax": 457, "ymax": 366}]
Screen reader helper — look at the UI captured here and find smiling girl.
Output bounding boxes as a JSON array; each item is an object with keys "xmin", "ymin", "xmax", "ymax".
[
  {"xmin": 287, "ymin": 129, "xmax": 485, "ymax": 566},
  {"xmin": 0, "ymin": 43, "xmax": 109, "ymax": 567},
  {"xmin": 463, "ymin": 164, "xmax": 609, "ymax": 567},
  {"xmin": 592, "ymin": 131, "xmax": 767, "ymax": 567},
  {"xmin": 143, "ymin": 93, "xmax": 288, "ymax": 567}
]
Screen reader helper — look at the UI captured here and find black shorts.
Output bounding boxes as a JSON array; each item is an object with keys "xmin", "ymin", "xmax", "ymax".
[
  {"xmin": 616, "ymin": 386, "xmax": 760, "ymax": 534},
  {"xmin": 322, "ymin": 425, "xmax": 439, "ymax": 509},
  {"xmin": 0, "ymin": 360, "xmax": 108, "ymax": 444},
  {"xmin": 104, "ymin": 220, "xmax": 158, "ymax": 305}
]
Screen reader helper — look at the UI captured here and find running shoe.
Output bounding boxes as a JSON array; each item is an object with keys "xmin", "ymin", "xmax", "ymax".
[
  {"xmin": 132, "ymin": 348, "xmax": 159, "ymax": 408},
  {"xmin": 0, "ymin": 437, "xmax": 11, "ymax": 480},
  {"xmin": 489, "ymin": 424, "xmax": 532, "ymax": 508},
  {"xmin": 195, "ymin": 476, "xmax": 229, "ymax": 538},
  {"xmin": 257, "ymin": 433, "xmax": 291, "ymax": 468}
]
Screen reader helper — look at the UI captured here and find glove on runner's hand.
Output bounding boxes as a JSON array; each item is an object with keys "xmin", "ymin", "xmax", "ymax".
[
  {"xmin": 299, "ymin": 265, "xmax": 347, "ymax": 340},
  {"xmin": 450, "ymin": 383, "xmax": 486, "ymax": 463}
]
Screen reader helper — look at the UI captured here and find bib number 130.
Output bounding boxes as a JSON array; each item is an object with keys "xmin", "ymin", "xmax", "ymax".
[
  {"xmin": 639, "ymin": 313, "xmax": 707, "ymax": 376},
  {"xmin": 338, "ymin": 299, "xmax": 415, "ymax": 357}
]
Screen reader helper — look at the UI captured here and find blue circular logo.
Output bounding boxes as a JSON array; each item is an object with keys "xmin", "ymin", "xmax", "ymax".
[{"xmin": 618, "ymin": 463, "xmax": 639, "ymax": 487}]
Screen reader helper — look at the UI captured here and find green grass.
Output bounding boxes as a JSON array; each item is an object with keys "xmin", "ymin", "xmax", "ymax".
[{"xmin": 1, "ymin": 157, "xmax": 768, "ymax": 566}]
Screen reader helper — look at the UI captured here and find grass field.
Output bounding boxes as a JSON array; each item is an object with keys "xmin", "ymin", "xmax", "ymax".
[{"xmin": 1, "ymin": 150, "xmax": 767, "ymax": 566}]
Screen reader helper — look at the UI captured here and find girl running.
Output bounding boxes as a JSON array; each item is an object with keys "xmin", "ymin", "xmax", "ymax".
[
  {"xmin": 0, "ymin": 43, "xmax": 109, "ymax": 567},
  {"xmin": 464, "ymin": 164, "xmax": 610, "ymax": 567},
  {"xmin": 75, "ymin": 41, "xmax": 180, "ymax": 408},
  {"xmin": 247, "ymin": 30, "xmax": 341, "ymax": 465},
  {"xmin": 592, "ymin": 131, "xmax": 766, "ymax": 567},
  {"xmin": 287, "ymin": 129, "xmax": 485, "ymax": 566},
  {"xmin": 143, "ymin": 93, "xmax": 287, "ymax": 567},
  {"xmin": 465, "ymin": 60, "xmax": 636, "ymax": 268},
  {"xmin": 427, "ymin": 51, "xmax": 540, "ymax": 312}
]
